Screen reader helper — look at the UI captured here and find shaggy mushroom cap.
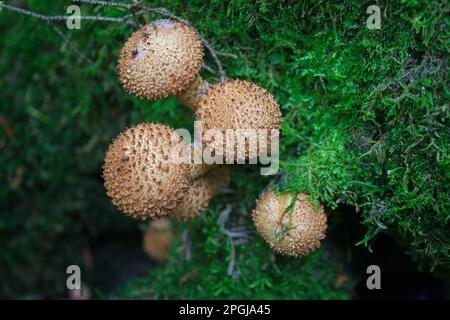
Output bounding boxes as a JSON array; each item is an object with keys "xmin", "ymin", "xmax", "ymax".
[
  {"xmin": 252, "ymin": 189, "xmax": 327, "ymax": 256},
  {"xmin": 118, "ymin": 19, "xmax": 204, "ymax": 100},
  {"xmin": 196, "ymin": 79, "xmax": 281, "ymax": 160},
  {"xmin": 103, "ymin": 122, "xmax": 191, "ymax": 220},
  {"xmin": 170, "ymin": 166, "xmax": 230, "ymax": 221}
]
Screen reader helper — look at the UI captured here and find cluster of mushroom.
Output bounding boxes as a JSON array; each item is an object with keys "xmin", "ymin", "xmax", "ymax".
[{"xmin": 103, "ymin": 19, "xmax": 327, "ymax": 257}]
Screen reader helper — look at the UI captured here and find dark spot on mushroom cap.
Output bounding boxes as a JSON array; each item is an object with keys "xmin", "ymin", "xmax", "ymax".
[{"xmin": 118, "ymin": 20, "xmax": 204, "ymax": 101}]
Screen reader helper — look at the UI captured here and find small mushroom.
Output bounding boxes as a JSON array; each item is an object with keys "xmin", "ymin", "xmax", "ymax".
[
  {"xmin": 143, "ymin": 217, "xmax": 174, "ymax": 262},
  {"xmin": 169, "ymin": 166, "xmax": 231, "ymax": 221},
  {"xmin": 118, "ymin": 19, "xmax": 205, "ymax": 106},
  {"xmin": 252, "ymin": 188, "xmax": 327, "ymax": 257},
  {"xmin": 196, "ymin": 79, "xmax": 282, "ymax": 162},
  {"xmin": 103, "ymin": 122, "xmax": 191, "ymax": 220}
]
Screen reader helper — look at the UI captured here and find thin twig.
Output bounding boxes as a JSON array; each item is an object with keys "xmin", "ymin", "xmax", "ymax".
[
  {"xmin": 0, "ymin": 0, "xmax": 228, "ymax": 81},
  {"xmin": 201, "ymin": 37, "xmax": 227, "ymax": 82},
  {"xmin": 180, "ymin": 230, "xmax": 192, "ymax": 261},
  {"xmin": 0, "ymin": 2, "xmax": 134, "ymax": 24},
  {"xmin": 48, "ymin": 22, "xmax": 95, "ymax": 65},
  {"xmin": 0, "ymin": 114, "xmax": 15, "ymax": 141},
  {"xmin": 214, "ymin": 51, "xmax": 238, "ymax": 59},
  {"xmin": 217, "ymin": 206, "xmax": 248, "ymax": 278},
  {"xmin": 201, "ymin": 63, "xmax": 214, "ymax": 73},
  {"xmin": 73, "ymin": 0, "xmax": 133, "ymax": 9}
]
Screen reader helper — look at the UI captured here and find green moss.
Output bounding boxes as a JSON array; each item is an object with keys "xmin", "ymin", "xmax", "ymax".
[{"xmin": 114, "ymin": 199, "xmax": 351, "ymax": 300}]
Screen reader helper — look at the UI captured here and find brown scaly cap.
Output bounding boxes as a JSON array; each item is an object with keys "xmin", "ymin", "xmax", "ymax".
[
  {"xmin": 118, "ymin": 20, "xmax": 204, "ymax": 100},
  {"xmin": 196, "ymin": 79, "xmax": 282, "ymax": 160},
  {"xmin": 103, "ymin": 122, "xmax": 191, "ymax": 220},
  {"xmin": 252, "ymin": 189, "xmax": 327, "ymax": 257},
  {"xmin": 170, "ymin": 166, "xmax": 231, "ymax": 221}
]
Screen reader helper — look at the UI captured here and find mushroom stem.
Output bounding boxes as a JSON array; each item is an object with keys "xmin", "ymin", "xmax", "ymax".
[
  {"xmin": 170, "ymin": 166, "xmax": 231, "ymax": 221},
  {"xmin": 183, "ymin": 142, "xmax": 218, "ymax": 179},
  {"xmin": 190, "ymin": 162, "xmax": 219, "ymax": 179},
  {"xmin": 176, "ymin": 74, "xmax": 209, "ymax": 111}
]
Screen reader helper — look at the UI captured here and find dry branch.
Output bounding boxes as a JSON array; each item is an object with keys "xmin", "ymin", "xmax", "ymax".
[{"xmin": 0, "ymin": 0, "xmax": 229, "ymax": 81}]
